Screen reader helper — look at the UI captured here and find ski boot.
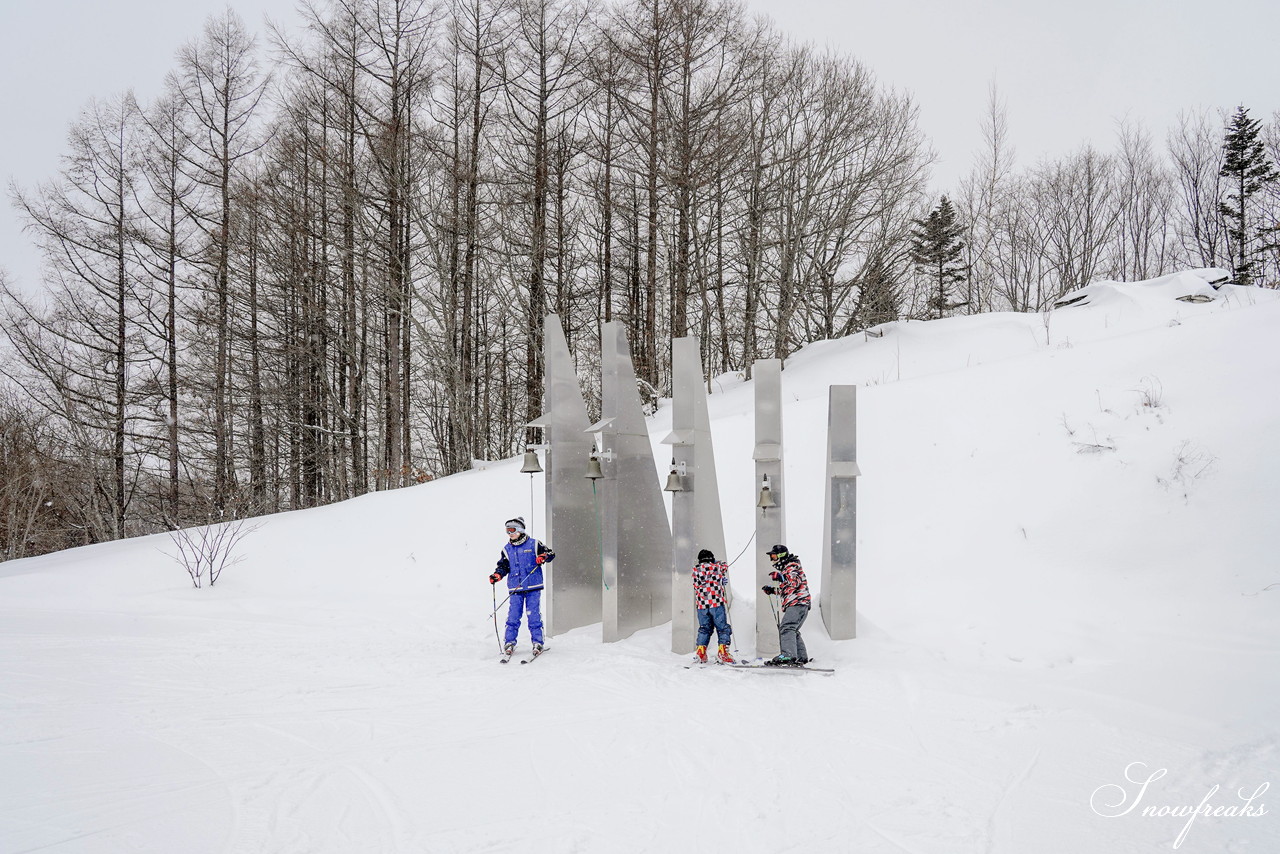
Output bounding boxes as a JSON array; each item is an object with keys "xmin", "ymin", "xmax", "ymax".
[
  {"xmin": 765, "ymin": 654, "xmax": 798, "ymax": 667},
  {"xmin": 716, "ymin": 644, "xmax": 735, "ymax": 664},
  {"xmin": 694, "ymin": 645, "xmax": 708, "ymax": 664}
]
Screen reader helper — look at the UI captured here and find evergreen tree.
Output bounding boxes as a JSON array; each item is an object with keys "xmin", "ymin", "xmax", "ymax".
[
  {"xmin": 856, "ymin": 254, "xmax": 900, "ymax": 329},
  {"xmin": 911, "ymin": 195, "xmax": 968, "ymax": 319},
  {"xmin": 1219, "ymin": 105, "xmax": 1279, "ymax": 285}
]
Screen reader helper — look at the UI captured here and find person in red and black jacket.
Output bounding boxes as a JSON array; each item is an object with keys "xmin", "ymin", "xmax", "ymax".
[
  {"xmin": 761, "ymin": 544, "xmax": 811, "ymax": 666},
  {"xmin": 691, "ymin": 548, "xmax": 734, "ymax": 664}
]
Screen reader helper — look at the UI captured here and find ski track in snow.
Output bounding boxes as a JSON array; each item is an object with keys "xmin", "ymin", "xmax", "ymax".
[{"xmin": 3, "ymin": 569, "xmax": 1274, "ymax": 853}]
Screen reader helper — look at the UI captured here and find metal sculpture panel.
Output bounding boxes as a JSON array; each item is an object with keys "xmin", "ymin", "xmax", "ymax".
[
  {"xmin": 541, "ymin": 315, "xmax": 602, "ymax": 636},
  {"xmin": 665, "ymin": 338, "xmax": 727, "ymax": 653},
  {"xmin": 599, "ymin": 323, "xmax": 673, "ymax": 642},
  {"xmin": 819, "ymin": 385, "xmax": 861, "ymax": 640},
  {"xmin": 753, "ymin": 359, "xmax": 785, "ymax": 658}
]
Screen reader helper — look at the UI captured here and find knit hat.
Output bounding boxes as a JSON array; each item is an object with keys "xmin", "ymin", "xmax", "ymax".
[
  {"xmin": 505, "ymin": 517, "xmax": 526, "ymax": 534},
  {"xmin": 697, "ymin": 548, "xmax": 715, "ymax": 563}
]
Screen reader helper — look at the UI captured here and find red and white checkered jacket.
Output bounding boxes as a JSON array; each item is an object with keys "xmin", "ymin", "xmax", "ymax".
[
  {"xmin": 770, "ymin": 556, "xmax": 811, "ymax": 610},
  {"xmin": 692, "ymin": 560, "xmax": 730, "ymax": 609}
]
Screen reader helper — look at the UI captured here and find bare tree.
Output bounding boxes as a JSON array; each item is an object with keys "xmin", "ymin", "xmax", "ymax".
[
  {"xmin": 761, "ymin": 50, "xmax": 929, "ymax": 355},
  {"xmin": 357, "ymin": 0, "xmax": 435, "ymax": 488},
  {"xmin": 606, "ymin": 0, "xmax": 680, "ymax": 388},
  {"xmin": 165, "ymin": 511, "xmax": 263, "ymax": 588},
  {"xmin": 497, "ymin": 0, "xmax": 593, "ymax": 428},
  {"xmin": 175, "ymin": 10, "xmax": 271, "ymax": 512},
  {"xmin": 660, "ymin": 0, "xmax": 761, "ymax": 346},
  {"xmin": 1168, "ymin": 109, "xmax": 1228, "ymax": 271},
  {"xmin": 582, "ymin": 23, "xmax": 628, "ymax": 330},
  {"xmin": 6, "ymin": 94, "xmax": 156, "ymax": 539},
  {"xmin": 733, "ymin": 39, "xmax": 793, "ymax": 375},
  {"xmin": 420, "ymin": 0, "xmax": 512, "ymax": 472},
  {"xmin": 0, "ymin": 386, "xmax": 99, "ymax": 558},
  {"xmin": 135, "ymin": 86, "xmax": 199, "ymax": 524},
  {"xmin": 1110, "ymin": 118, "xmax": 1174, "ymax": 282},
  {"xmin": 1028, "ymin": 146, "xmax": 1118, "ymax": 303},
  {"xmin": 273, "ymin": 0, "xmax": 377, "ymax": 495},
  {"xmin": 957, "ymin": 83, "xmax": 1015, "ymax": 313}
]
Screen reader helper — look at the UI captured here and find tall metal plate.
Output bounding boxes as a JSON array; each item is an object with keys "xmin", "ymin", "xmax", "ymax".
[
  {"xmin": 665, "ymin": 338, "xmax": 727, "ymax": 653},
  {"xmin": 753, "ymin": 359, "xmax": 785, "ymax": 658},
  {"xmin": 542, "ymin": 314, "xmax": 602, "ymax": 636},
  {"xmin": 599, "ymin": 322, "xmax": 673, "ymax": 642},
  {"xmin": 819, "ymin": 385, "xmax": 860, "ymax": 640}
]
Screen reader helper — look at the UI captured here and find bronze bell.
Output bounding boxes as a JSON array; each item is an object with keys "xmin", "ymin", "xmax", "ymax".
[
  {"xmin": 663, "ymin": 459, "xmax": 686, "ymax": 492},
  {"xmin": 520, "ymin": 449, "xmax": 543, "ymax": 474},
  {"xmin": 757, "ymin": 474, "xmax": 776, "ymax": 510},
  {"xmin": 584, "ymin": 454, "xmax": 604, "ymax": 480}
]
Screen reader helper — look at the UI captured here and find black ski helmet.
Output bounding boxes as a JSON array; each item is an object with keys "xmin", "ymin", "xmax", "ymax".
[
  {"xmin": 767, "ymin": 544, "xmax": 788, "ymax": 559},
  {"xmin": 697, "ymin": 548, "xmax": 715, "ymax": 562}
]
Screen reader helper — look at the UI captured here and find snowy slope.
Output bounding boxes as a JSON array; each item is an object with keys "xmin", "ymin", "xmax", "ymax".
[{"xmin": 2, "ymin": 272, "xmax": 1278, "ymax": 853}]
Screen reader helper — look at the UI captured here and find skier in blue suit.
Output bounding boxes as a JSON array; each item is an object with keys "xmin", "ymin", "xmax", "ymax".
[{"xmin": 489, "ymin": 517, "xmax": 554, "ymax": 657}]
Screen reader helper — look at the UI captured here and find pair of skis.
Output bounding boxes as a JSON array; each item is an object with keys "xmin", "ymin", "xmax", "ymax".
[
  {"xmin": 500, "ymin": 646, "xmax": 547, "ymax": 665},
  {"xmin": 686, "ymin": 658, "xmax": 834, "ymax": 674},
  {"xmin": 495, "ymin": 646, "xmax": 833, "ymax": 672}
]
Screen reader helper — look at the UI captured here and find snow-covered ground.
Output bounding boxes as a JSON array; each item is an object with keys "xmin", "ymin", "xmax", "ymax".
[{"xmin": 2, "ymin": 270, "xmax": 1278, "ymax": 853}]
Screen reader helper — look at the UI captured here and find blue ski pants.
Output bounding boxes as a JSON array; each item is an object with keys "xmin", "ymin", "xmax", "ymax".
[
  {"xmin": 696, "ymin": 605, "xmax": 731, "ymax": 647},
  {"xmin": 505, "ymin": 589, "xmax": 544, "ymax": 645}
]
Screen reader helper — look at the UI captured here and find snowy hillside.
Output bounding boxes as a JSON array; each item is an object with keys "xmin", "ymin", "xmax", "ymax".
[{"xmin": 2, "ymin": 270, "xmax": 1278, "ymax": 853}]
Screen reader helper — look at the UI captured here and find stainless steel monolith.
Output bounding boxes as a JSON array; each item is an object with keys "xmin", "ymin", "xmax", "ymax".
[
  {"xmin": 541, "ymin": 314, "xmax": 602, "ymax": 636},
  {"xmin": 753, "ymin": 359, "xmax": 785, "ymax": 658},
  {"xmin": 664, "ymin": 338, "xmax": 726, "ymax": 653},
  {"xmin": 597, "ymin": 322, "xmax": 673, "ymax": 642},
  {"xmin": 819, "ymin": 385, "xmax": 861, "ymax": 640}
]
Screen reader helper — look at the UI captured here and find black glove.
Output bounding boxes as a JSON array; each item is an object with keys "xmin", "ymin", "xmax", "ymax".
[
  {"xmin": 761, "ymin": 585, "xmax": 776, "ymax": 595},
  {"xmin": 489, "ymin": 572, "xmax": 502, "ymax": 584}
]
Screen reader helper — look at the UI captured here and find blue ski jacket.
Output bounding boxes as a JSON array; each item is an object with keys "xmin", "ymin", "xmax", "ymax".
[{"xmin": 494, "ymin": 535, "xmax": 554, "ymax": 591}]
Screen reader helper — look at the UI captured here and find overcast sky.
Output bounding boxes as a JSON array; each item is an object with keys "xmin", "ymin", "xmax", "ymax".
[{"xmin": 2, "ymin": 0, "xmax": 1277, "ymax": 295}]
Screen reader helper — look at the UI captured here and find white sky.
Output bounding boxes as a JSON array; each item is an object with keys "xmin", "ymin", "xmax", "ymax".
[{"xmin": 2, "ymin": 0, "xmax": 1277, "ymax": 295}]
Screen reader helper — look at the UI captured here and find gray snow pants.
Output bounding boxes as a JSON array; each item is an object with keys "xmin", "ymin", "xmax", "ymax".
[{"xmin": 779, "ymin": 604, "xmax": 809, "ymax": 661}]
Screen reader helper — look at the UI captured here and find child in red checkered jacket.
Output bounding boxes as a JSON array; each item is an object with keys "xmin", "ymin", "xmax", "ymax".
[{"xmin": 692, "ymin": 548, "xmax": 734, "ymax": 664}]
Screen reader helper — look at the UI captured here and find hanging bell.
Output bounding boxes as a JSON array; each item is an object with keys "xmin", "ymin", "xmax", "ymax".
[
  {"xmin": 520, "ymin": 449, "xmax": 543, "ymax": 474},
  {"xmin": 757, "ymin": 474, "xmax": 776, "ymax": 510},
  {"xmin": 663, "ymin": 458, "xmax": 686, "ymax": 492},
  {"xmin": 584, "ymin": 454, "xmax": 604, "ymax": 480}
]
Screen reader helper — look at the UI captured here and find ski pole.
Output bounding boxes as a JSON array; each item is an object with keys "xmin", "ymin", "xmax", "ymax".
[
  {"xmin": 765, "ymin": 592, "xmax": 784, "ymax": 663},
  {"xmin": 721, "ymin": 577, "xmax": 743, "ymax": 659},
  {"xmin": 488, "ymin": 590, "xmax": 513, "ymax": 619},
  {"xmin": 492, "ymin": 583, "xmax": 504, "ymax": 654}
]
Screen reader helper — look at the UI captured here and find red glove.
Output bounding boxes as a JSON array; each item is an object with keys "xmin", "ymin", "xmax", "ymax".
[
  {"xmin": 535, "ymin": 554, "xmax": 547, "ymax": 565},
  {"xmin": 489, "ymin": 572, "xmax": 502, "ymax": 584},
  {"xmin": 768, "ymin": 570, "xmax": 782, "ymax": 582}
]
